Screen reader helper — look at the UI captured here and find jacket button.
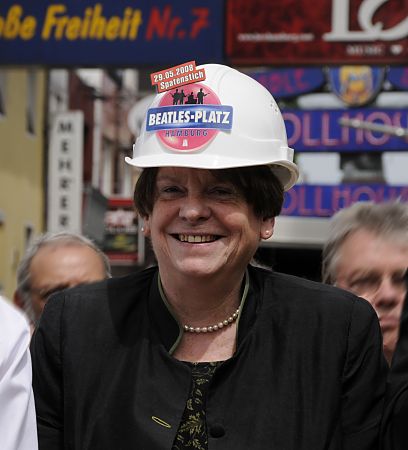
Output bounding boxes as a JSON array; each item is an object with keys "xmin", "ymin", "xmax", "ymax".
[{"xmin": 209, "ymin": 424, "xmax": 225, "ymax": 438}]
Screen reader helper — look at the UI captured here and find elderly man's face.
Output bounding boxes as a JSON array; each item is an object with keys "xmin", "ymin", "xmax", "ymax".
[
  {"xmin": 28, "ymin": 244, "xmax": 107, "ymax": 321},
  {"xmin": 335, "ymin": 228, "xmax": 408, "ymax": 364}
]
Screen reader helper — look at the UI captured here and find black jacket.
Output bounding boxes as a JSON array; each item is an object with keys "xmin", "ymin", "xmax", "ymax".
[{"xmin": 31, "ymin": 266, "xmax": 387, "ymax": 449}]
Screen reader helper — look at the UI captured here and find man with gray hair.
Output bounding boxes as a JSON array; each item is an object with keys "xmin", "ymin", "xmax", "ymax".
[
  {"xmin": 322, "ymin": 201, "xmax": 408, "ymax": 364},
  {"xmin": 14, "ymin": 231, "xmax": 111, "ymax": 328}
]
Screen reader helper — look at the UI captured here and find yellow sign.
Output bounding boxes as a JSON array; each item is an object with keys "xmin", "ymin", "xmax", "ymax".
[{"xmin": 0, "ymin": 4, "xmax": 143, "ymax": 41}]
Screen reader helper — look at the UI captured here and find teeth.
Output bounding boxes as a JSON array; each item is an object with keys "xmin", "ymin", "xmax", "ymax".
[{"xmin": 178, "ymin": 234, "xmax": 215, "ymax": 243}]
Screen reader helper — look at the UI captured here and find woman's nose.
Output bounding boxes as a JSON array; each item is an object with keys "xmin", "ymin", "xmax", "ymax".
[{"xmin": 179, "ymin": 195, "xmax": 211, "ymax": 222}]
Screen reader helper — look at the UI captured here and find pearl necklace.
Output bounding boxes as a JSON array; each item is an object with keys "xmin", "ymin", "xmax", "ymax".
[{"xmin": 183, "ymin": 308, "xmax": 240, "ymax": 334}]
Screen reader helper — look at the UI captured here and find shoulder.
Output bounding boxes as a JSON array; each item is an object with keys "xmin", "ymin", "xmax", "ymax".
[
  {"xmin": 250, "ymin": 265, "xmax": 376, "ymax": 319},
  {"xmin": 48, "ymin": 266, "xmax": 157, "ymax": 307},
  {"xmin": 41, "ymin": 266, "xmax": 158, "ymax": 327},
  {"xmin": 34, "ymin": 267, "xmax": 159, "ymax": 352},
  {"xmin": 0, "ymin": 296, "xmax": 30, "ymax": 370},
  {"xmin": 0, "ymin": 296, "xmax": 29, "ymax": 339}
]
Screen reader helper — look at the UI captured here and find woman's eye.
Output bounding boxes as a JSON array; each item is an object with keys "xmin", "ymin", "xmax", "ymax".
[
  {"xmin": 209, "ymin": 186, "xmax": 235, "ymax": 197},
  {"xmin": 161, "ymin": 186, "xmax": 181, "ymax": 193},
  {"xmin": 158, "ymin": 185, "xmax": 184, "ymax": 197}
]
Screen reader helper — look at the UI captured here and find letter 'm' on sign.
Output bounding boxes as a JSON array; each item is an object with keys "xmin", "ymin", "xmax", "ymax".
[{"xmin": 58, "ymin": 121, "xmax": 72, "ymax": 132}]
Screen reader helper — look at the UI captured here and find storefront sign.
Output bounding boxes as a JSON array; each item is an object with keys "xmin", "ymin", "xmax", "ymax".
[
  {"xmin": 248, "ymin": 68, "xmax": 325, "ymax": 99},
  {"xmin": 283, "ymin": 109, "xmax": 408, "ymax": 151},
  {"xmin": 282, "ymin": 184, "xmax": 408, "ymax": 217},
  {"xmin": 104, "ymin": 198, "xmax": 138, "ymax": 264},
  {"xmin": 0, "ymin": 1, "xmax": 223, "ymax": 65},
  {"xmin": 226, "ymin": 0, "xmax": 407, "ymax": 64},
  {"xmin": 47, "ymin": 111, "xmax": 84, "ymax": 233}
]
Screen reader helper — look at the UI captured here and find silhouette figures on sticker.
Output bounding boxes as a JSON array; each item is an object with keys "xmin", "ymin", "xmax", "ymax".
[
  {"xmin": 170, "ymin": 87, "xmax": 209, "ymax": 105},
  {"xmin": 196, "ymin": 88, "xmax": 208, "ymax": 104}
]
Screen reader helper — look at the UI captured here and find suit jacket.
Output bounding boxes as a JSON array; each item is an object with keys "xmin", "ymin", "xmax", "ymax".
[{"xmin": 31, "ymin": 265, "xmax": 387, "ymax": 449}]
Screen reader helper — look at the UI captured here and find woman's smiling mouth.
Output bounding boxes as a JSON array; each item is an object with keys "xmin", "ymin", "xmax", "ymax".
[{"xmin": 174, "ymin": 234, "xmax": 220, "ymax": 243}]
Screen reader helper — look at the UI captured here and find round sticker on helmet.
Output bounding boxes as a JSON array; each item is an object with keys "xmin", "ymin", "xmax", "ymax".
[{"xmin": 157, "ymin": 83, "xmax": 221, "ymax": 152}]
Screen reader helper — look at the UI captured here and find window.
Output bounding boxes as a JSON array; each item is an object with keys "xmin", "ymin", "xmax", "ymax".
[
  {"xmin": 101, "ymin": 139, "xmax": 113, "ymax": 196},
  {"xmin": 26, "ymin": 70, "xmax": 37, "ymax": 135},
  {"xmin": 0, "ymin": 71, "xmax": 6, "ymax": 117}
]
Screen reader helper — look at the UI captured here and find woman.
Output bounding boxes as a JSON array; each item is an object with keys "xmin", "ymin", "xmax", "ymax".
[{"xmin": 31, "ymin": 64, "xmax": 387, "ymax": 449}]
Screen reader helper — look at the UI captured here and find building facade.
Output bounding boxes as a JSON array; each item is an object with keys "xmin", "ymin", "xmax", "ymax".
[{"xmin": 0, "ymin": 67, "xmax": 46, "ymax": 298}]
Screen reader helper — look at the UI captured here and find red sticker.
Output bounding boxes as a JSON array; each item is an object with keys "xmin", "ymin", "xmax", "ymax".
[{"xmin": 150, "ymin": 61, "xmax": 206, "ymax": 93}]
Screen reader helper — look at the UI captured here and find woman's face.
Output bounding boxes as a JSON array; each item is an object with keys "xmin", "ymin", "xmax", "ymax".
[{"xmin": 143, "ymin": 167, "xmax": 274, "ymax": 281}]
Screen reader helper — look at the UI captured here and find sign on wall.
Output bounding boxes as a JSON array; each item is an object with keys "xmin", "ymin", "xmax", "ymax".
[
  {"xmin": 282, "ymin": 184, "xmax": 408, "ymax": 217},
  {"xmin": 0, "ymin": 0, "xmax": 224, "ymax": 65},
  {"xmin": 327, "ymin": 66, "xmax": 385, "ymax": 107},
  {"xmin": 104, "ymin": 198, "xmax": 138, "ymax": 265},
  {"xmin": 283, "ymin": 109, "xmax": 408, "ymax": 152},
  {"xmin": 47, "ymin": 111, "xmax": 84, "ymax": 233},
  {"xmin": 226, "ymin": 0, "xmax": 408, "ymax": 64},
  {"xmin": 247, "ymin": 68, "xmax": 325, "ymax": 100}
]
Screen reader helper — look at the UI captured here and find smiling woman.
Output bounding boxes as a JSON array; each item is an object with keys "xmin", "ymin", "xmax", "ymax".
[
  {"xmin": 137, "ymin": 166, "xmax": 276, "ymax": 328},
  {"xmin": 31, "ymin": 64, "xmax": 388, "ymax": 450}
]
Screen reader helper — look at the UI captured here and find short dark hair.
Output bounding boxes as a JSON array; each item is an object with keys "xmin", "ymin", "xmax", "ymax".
[{"xmin": 134, "ymin": 165, "xmax": 284, "ymax": 219}]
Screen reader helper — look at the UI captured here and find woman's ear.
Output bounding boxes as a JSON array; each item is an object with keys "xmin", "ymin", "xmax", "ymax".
[
  {"xmin": 260, "ymin": 217, "xmax": 275, "ymax": 240},
  {"xmin": 141, "ymin": 216, "xmax": 151, "ymax": 237}
]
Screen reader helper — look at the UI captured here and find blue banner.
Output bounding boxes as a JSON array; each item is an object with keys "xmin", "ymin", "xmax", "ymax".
[
  {"xmin": 146, "ymin": 105, "xmax": 233, "ymax": 131},
  {"xmin": 248, "ymin": 68, "xmax": 325, "ymax": 100},
  {"xmin": 283, "ymin": 109, "xmax": 408, "ymax": 152},
  {"xmin": 0, "ymin": 1, "xmax": 224, "ymax": 65},
  {"xmin": 387, "ymin": 67, "xmax": 408, "ymax": 90},
  {"xmin": 282, "ymin": 184, "xmax": 408, "ymax": 217}
]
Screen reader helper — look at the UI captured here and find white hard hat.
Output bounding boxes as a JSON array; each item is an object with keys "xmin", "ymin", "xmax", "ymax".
[{"xmin": 125, "ymin": 64, "xmax": 298, "ymax": 191}]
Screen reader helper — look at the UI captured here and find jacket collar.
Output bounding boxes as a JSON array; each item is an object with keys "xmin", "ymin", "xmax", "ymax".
[{"xmin": 147, "ymin": 266, "xmax": 261, "ymax": 353}]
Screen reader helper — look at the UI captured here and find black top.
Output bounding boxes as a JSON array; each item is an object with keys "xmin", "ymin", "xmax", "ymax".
[
  {"xmin": 31, "ymin": 265, "xmax": 388, "ymax": 450},
  {"xmin": 172, "ymin": 362, "xmax": 221, "ymax": 450}
]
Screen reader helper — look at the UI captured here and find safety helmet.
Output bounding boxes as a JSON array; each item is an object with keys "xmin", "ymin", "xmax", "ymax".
[{"xmin": 125, "ymin": 64, "xmax": 298, "ymax": 191}]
